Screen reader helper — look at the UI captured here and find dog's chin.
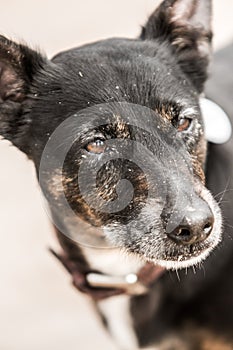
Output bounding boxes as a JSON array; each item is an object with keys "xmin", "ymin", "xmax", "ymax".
[
  {"xmin": 149, "ymin": 244, "xmax": 219, "ymax": 270},
  {"xmin": 132, "ymin": 227, "xmax": 221, "ymax": 271}
]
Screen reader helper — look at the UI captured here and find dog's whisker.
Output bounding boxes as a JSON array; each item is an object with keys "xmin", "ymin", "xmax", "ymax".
[
  {"xmin": 213, "ymin": 179, "xmax": 232, "ymax": 203},
  {"xmin": 175, "ymin": 269, "xmax": 180, "ymax": 282},
  {"xmin": 192, "ymin": 265, "xmax": 197, "ymax": 274}
]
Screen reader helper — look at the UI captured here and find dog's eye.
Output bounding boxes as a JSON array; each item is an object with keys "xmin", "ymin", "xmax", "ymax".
[
  {"xmin": 86, "ymin": 139, "xmax": 106, "ymax": 154},
  {"xmin": 177, "ymin": 118, "xmax": 192, "ymax": 132}
]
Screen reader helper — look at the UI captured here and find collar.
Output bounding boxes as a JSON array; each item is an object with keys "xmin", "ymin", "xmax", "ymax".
[{"xmin": 50, "ymin": 248, "xmax": 165, "ymax": 301}]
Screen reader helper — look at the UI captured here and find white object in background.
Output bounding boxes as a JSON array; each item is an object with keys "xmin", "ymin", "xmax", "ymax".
[{"xmin": 199, "ymin": 97, "xmax": 232, "ymax": 144}]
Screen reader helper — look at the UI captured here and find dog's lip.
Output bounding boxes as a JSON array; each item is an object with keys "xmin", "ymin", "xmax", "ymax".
[
  {"xmin": 130, "ymin": 231, "xmax": 220, "ymax": 270},
  {"xmin": 144, "ymin": 240, "xmax": 219, "ymax": 270}
]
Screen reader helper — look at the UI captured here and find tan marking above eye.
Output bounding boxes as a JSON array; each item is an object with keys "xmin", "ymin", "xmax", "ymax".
[
  {"xmin": 177, "ymin": 118, "xmax": 192, "ymax": 132},
  {"xmin": 86, "ymin": 139, "xmax": 106, "ymax": 154}
]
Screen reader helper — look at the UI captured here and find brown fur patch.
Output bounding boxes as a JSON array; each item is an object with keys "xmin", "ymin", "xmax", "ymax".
[
  {"xmin": 198, "ymin": 329, "xmax": 233, "ymax": 350},
  {"xmin": 191, "ymin": 155, "xmax": 205, "ymax": 184},
  {"xmin": 155, "ymin": 104, "xmax": 179, "ymax": 121},
  {"xmin": 191, "ymin": 136, "xmax": 207, "ymax": 184},
  {"xmin": 159, "ymin": 327, "xmax": 233, "ymax": 350}
]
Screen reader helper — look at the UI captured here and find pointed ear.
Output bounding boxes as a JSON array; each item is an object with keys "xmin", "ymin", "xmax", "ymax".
[
  {"xmin": 141, "ymin": 0, "xmax": 212, "ymax": 92},
  {"xmin": 0, "ymin": 35, "xmax": 46, "ymax": 153}
]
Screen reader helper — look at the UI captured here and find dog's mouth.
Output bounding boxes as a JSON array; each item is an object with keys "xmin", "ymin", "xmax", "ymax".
[
  {"xmin": 149, "ymin": 239, "xmax": 219, "ymax": 270},
  {"xmin": 126, "ymin": 225, "xmax": 221, "ymax": 271},
  {"xmin": 124, "ymin": 233, "xmax": 221, "ymax": 271}
]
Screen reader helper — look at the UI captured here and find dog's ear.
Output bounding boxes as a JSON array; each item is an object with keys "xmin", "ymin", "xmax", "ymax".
[
  {"xmin": 0, "ymin": 35, "xmax": 46, "ymax": 153},
  {"xmin": 141, "ymin": 0, "xmax": 212, "ymax": 92}
]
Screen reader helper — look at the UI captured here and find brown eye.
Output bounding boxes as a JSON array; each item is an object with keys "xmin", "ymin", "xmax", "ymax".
[
  {"xmin": 86, "ymin": 139, "xmax": 106, "ymax": 154},
  {"xmin": 177, "ymin": 118, "xmax": 192, "ymax": 132}
]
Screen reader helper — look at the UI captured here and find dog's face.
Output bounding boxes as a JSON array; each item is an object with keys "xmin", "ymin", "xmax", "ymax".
[{"xmin": 0, "ymin": 0, "xmax": 222, "ymax": 269}]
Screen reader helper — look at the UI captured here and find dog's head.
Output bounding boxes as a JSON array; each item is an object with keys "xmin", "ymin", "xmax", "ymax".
[{"xmin": 0, "ymin": 0, "xmax": 222, "ymax": 269}]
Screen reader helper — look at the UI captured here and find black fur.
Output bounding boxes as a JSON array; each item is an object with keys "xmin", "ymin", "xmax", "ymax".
[{"xmin": 0, "ymin": 0, "xmax": 232, "ymax": 348}]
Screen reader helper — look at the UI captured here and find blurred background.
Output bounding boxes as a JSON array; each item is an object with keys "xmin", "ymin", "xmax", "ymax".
[{"xmin": 0, "ymin": 1, "xmax": 232, "ymax": 349}]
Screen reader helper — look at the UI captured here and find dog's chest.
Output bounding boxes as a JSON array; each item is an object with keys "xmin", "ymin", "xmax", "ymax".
[
  {"xmin": 98, "ymin": 295, "xmax": 139, "ymax": 349},
  {"xmin": 82, "ymin": 248, "xmax": 145, "ymax": 349},
  {"xmin": 82, "ymin": 247, "xmax": 144, "ymax": 276}
]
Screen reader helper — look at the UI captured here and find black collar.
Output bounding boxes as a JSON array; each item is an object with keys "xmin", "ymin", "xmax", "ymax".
[{"xmin": 50, "ymin": 248, "xmax": 165, "ymax": 301}]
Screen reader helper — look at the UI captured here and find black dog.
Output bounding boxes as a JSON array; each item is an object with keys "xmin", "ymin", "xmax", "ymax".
[{"xmin": 0, "ymin": 0, "xmax": 233, "ymax": 349}]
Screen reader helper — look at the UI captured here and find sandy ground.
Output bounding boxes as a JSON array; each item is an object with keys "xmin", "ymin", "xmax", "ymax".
[{"xmin": 0, "ymin": 1, "xmax": 232, "ymax": 350}]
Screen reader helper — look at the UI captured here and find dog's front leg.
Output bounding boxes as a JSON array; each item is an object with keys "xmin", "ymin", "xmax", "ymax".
[
  {"xmin": 97, "ymin": 295, "xmax": 140, "ymax": 350},
  {"xmin": 97, "ymin": 294, "xmax": 164, "ymax": 350}
]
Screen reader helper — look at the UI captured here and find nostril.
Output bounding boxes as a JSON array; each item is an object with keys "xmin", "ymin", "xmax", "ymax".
[
  {"xmin": 169, "ymin": 227, "xmax": 194, "ymax": 244},
  {"xmin": 200, "ymin": 221, "xmax": 213, "ymax": 240},
  {"xmin": 203, "ymin": 222, "xmax": 213, "ymax": 237},
  {"xmin": 176, "ymin": 228, "xmax": 191, "ymax": 237},
  {"xmin": 168, "ymin": 219, "xmax": 214, "ymax": 245},
  {"xmin": 166, "ymin": 201, "xmax": 215, "ymax": 245}
]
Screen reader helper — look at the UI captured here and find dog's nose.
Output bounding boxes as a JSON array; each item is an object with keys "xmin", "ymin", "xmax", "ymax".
[{"xmin": 167, "ymin": 201, "xmax": 214, "ymax": 245}]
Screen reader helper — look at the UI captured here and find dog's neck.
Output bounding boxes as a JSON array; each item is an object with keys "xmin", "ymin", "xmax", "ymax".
[
  {"xmin": 81, "ymin": 246, "xmax": 144, "ymax": 276},
  {"xmin": 82, "ymin": 246, "xmax": 163, "ymax": 350},
  {"xmin": 52, "ymin": 232, "xmax": 165, "ymax": 299},
  {"xmin": 53, "ymin": 232, "xmax": 165, "ymax": 349},
  {"xmin": 81, "ymin": 246, "xmax": 165, "ymax": 295}
]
